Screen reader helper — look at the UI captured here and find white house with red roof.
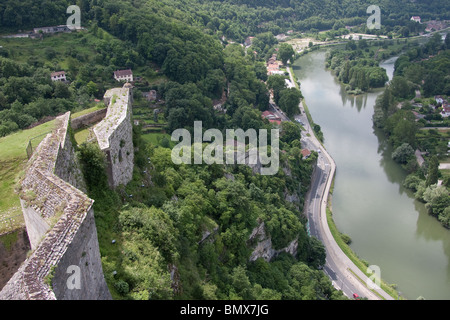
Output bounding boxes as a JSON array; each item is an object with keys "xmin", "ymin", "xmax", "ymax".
[
  {"xmin": 51, "ymin": 71, "xmax": 66, "ymax": 82},
  {"xmin": 441, "ymin": 104, "xmax": 450, "ymax": 118},
  {"xmin": 435, "ymin": 95, "xmax": 445, "ymax": 105},
  {"xmin": 301, "ymin": 149, "xmax": 311, "ymax": 159},
  {"xmin": 267, "ymin": 54, "xmax": 284, "ymax": 76},
  {"xmin": 114, "ymin": 69, "xmax": 133, "ymax": 82}
]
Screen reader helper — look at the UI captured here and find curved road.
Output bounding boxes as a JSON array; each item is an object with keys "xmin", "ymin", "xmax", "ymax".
[{"xmin": 287, "ymin": 67, "xmax": 394, "ymax": 300}]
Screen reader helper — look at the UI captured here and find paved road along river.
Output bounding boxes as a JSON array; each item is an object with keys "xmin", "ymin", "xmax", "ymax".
[{"xmin": 293, "ymin": 50, "xmax": 450, "ymax": 300}]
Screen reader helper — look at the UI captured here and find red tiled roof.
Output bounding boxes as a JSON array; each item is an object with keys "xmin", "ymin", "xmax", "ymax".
[
  {"xmin": 114, "ymin": 69, "xmax": 133, "ymax": 77},
  {"xmin": 51, "ymin": 71, "xmax": 65, "ymax": 77},
  {"xmin": 301, "ymin": 149, "xmax": 311, "ymax": 157},
  {"xmin": 269, "ymin": 119, "xmax": 281, "ymax": 125},
  {"xmin": 261, "ymin": 111, "xmax": 281, "ymax": 122}
]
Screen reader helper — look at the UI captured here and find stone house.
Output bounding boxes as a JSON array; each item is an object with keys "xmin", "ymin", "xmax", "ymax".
[
  {"xmin": 51, "ymin": 71, "xmax": 67, "ymax": 82},
  {"xmin": 33, "ymin": 25, "xmax": 71, "ymax": 34},
  {"xmin": 114, "ymin": 69, "xmax": 133, "ymax": 82}
]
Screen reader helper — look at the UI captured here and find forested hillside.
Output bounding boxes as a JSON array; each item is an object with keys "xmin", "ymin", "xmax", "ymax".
[
  {"xmin": 80, "ymin": 122, "xmax": 346, "ymax": 299},
  {"xmin": 2, "ymin": 0, "xmax": 450, "ymax": 40},
  {"xmin": 0, "ymin": 0, "xmax": 348, "ymax": 300},
  {"xmin": 1, "ymin": 0, "xmax": 448, "ymax": 300},
  {"xmin": 0, "ymin": 30, "xmax": 139, "ymax": 136},
  {"xmin": 373, "ymin": 33, "xmax": 450, "ymax": 228},
  {"xmin": 1, "ymin": 0, "xmax": 449, "ymax": 136}
]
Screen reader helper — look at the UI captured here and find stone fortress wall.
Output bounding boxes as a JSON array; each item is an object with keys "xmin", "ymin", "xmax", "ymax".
[
  {"xmin": 0, "ymin": 84, "xmax": 134, "ymax": 300},
  {"xmin": 70, "ymin": 107, "xmax": 108, "ymax": 131},
  {"xmin": 94, "ymin": 83, "xmax": 134, "ymax": 188}
]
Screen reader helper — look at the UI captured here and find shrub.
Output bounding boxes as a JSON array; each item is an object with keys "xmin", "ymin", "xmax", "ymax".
[
  {"xmin": 77, "ymin": 142, "xmax": 108, "ymax": 193},
  {"xmin": 114, "ymin": 279, "xmax": 130, "ymax": 295},
  {"xmin": 340, "ymin": 233, "xmax": 352, "ymax": 245}
]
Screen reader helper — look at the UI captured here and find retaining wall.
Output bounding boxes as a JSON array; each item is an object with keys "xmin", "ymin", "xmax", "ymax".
[
  {"xmin": 71, "ymin": 108, "xmax": 107, "ymax": 131},
  {"xmin": 0, "ymin": 112, "xmax": 111, "ymax": 300},
  {"xmin": 93, "ymin": 84, "xmax": 134, "ymax": 188}
]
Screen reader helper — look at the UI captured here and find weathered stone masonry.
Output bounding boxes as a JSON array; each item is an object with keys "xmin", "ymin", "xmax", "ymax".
[
  {"xmin": 0, "ymin": 84, "xmax": 135, "ymax": 300},
  {"xmin": 0, "ymin": 112, "xmax": 111, "ymax": 300},
  {"xmin": 70, "ymin": 107, "xmax": 107, "ymax": 131},
  {"xmin": 94, "ymin": 83, "xmax": 134, "ymax": 188}
]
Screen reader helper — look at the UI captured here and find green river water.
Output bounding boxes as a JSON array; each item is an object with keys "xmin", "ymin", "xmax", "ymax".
[{"xmin": 294, "ymin": 50, "xmax": 450, "ymax": 300}]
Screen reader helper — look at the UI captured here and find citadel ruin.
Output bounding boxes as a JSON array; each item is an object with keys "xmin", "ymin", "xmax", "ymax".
[{"xmin": 0, "ymin": 84, "xmax": 134, "ymax": 299}]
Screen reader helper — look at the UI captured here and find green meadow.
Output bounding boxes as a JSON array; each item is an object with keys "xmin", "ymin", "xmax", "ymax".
[{"xmin": 0, "ymin": 106, "xmax": 103, "ymax": 233}]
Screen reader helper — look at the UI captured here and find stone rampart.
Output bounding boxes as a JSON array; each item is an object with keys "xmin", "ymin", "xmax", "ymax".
[
  {"xmin": 93, "ymin": 84, "xmax": 134, "ymax": 188},
  {"xmin": 71, "ymin": 108, "xmax": 107, "ymax": 131},
  {"xmin": 0, "ymin": 112, "xmax": 111, "ymax": 300}
]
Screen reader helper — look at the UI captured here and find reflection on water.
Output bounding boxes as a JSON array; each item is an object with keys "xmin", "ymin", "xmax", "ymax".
[
  {"xmin": 373, "ymin": 126, "xmax": 409, "ymax": 191},
  {"xmin": 333, "ymin": 76, "xmax": 371, "ymax": 112},
  {"xmin": 294, "ymin": 49, "xmax": 450, "ymax": 300}
]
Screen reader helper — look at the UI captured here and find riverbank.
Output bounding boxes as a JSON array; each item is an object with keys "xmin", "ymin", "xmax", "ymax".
[
  {"xmin": 294, "ymin": 48, "xmax": 450, "ymax": 300},
  {"xmin": 302, "ymin": 47, "xmax": 403, "ymax": 298},
  {"xmin": 324, "ymin": 39, "xmax": 409, "ymax": 96},
  {"xmin": 324, "ymin": 175, "xmax": 401, "ymax": 299},
  {"xmin": 288, "ymin": 55, "xmax": 398, "ymax": 299}
]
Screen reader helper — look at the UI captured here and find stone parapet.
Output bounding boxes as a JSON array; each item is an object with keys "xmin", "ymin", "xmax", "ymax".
[
  {"xmin": 0, "ymin": 112, "xmax": 111, "ymax": 300},
  {"xmin": 93, "ymin": 84, "xmax": 134, "ymax": 188},
  {"xmin": 70, "ymin": 108, "xmax": 107, "ymax": 131}
]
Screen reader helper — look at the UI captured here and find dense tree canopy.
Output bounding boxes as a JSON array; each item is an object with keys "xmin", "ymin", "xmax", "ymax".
[
  {"xmin": 374, "ymin": 34, "xmax": 450, "ymax": 229},
  {"xmin": 278, "ymin": 88, "xmax": 303, "ymax": 117},
  {"xmin": 326, "ymin": 43, "xmax": 392, "ymax": 94},
  {"xmin": 278, "ymin": 43, "xmax": 295, "ymax": 66},
  {"xmin": 5, "ymin": 0, "xmax": 447, "ymax": 302}
]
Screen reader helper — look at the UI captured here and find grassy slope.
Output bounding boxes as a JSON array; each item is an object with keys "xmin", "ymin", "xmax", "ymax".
[
  {"xmin": 0, "ymin": 28, "xmax": 124, "ymax": 233},
  {"xmin": 0, "ymin": 106, "xmax": 104, "ymax": 233},
  {"xmin": 1, "ymin": 32, "xmax": 97, "ymax": 66},
  {"xmin": 0, "ymin": 120, "xmax": 55, "ymax": 231}
]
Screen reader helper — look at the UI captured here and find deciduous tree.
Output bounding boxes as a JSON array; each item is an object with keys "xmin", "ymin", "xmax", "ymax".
[{"xmin": 278, "ymin": 43, "xmax": 295, "ymax": 66}]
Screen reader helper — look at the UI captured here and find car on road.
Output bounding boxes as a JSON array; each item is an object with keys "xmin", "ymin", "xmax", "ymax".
[{"xmin": 353, "ymin": 293, "xmax": 360, "ymax": 300}]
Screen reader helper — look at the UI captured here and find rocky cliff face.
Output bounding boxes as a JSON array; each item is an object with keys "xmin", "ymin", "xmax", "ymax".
[{"xmin": 248, "ymin": 220, "xmax": 298, "ymax": 262}]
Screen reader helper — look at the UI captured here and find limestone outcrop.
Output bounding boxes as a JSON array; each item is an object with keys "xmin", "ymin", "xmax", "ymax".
[{"xmin": 248, "ymin": 220, "xmax": 298, "ymax": 262}]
